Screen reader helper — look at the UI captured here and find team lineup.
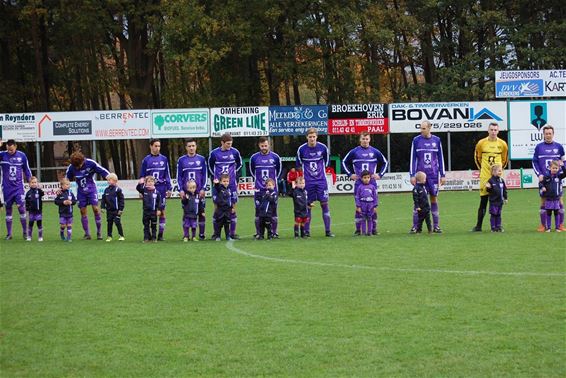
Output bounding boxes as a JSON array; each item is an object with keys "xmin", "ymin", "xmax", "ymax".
[{"xmin": 1, "ymin": 122, "xmax": 565, "ymax": 243}]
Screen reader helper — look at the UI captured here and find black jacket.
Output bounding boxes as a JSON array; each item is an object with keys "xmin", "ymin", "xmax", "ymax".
[
  {"xmin": 257, "ymin": 188, "xmax": 277, "ymax": 218},
  {"xmin": 181, "ymin": 193, "xmax": 199, "ymax": 219},
  {"xmin": 136, "ymin": 183, "xmax": 163, "ymax": 212},
  {"xmin": 54, "ymin": 189, "xmax": 77, "ymax": 216},
  {"xmin": 487, "ymin": 176, "xmax": 508, "ymax": 206},
  {"xmin": 290, "ymin": 187, "xmax": 309, "ymax": 218},
  {"xmin": 102, "ymin": 185, "xmax": 125, "ymax": 212},
  {"xmin": 412, "ymin": 183, "xmax": 430, "ymax": 212},
  {"xmin": 25, "ymin": 188, "xmax": 45, "ymax": 212}
]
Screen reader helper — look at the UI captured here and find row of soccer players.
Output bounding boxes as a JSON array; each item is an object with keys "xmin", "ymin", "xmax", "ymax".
[{"xmin": 2, "ymin": 122, "xmax": 565, "ymax": 240}]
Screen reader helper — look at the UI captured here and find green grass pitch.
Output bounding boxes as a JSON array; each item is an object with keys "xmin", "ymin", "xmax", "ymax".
[{"xmin": 1, "ymin": 189, "xmax": 565, "ymax": 376}]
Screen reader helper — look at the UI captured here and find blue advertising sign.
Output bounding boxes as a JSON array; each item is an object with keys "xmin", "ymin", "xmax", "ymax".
[{"xmin": 268, "ymin": 105, "xmax": 328, "ymax": 136}]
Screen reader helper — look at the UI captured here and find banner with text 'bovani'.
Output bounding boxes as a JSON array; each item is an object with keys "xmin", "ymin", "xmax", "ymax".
[
  {"xmin": 151, "ymin": 108, "xmax": 209, "ymax": 138},
  {"xmin": 210, "ymin": 107, "xmax": 269, "ymax": 137},
  {"xmin": 508, "ymin": 100, "xmax": 566, "ymax": 160},
  {"xmin": 328, "ymin": 104, "xmax": 389, "ymax": 135},
  {"xmin": 389, "ymin": 101, "xmax": 508, "ymax": 133},
  {"xmin": 268, "ymin": 106, "xmax": 328, "ymax": 136}
]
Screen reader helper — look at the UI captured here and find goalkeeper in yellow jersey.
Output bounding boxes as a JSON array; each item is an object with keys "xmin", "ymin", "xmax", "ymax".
[{"xmin": 472, "ymin": 122, "xmax": 508, "ymax": 232}]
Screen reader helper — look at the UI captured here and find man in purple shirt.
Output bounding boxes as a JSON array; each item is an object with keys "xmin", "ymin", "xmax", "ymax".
[
  {"xmin": 65, "ymin": 150, "xmax": 110, "ymax": 240},
  {"xmin": 0, "ymin": 140, "xmax": 32, "ymax": 239},
  {"xmin": 176, "ymin": 138, "xmax": 208, "ymax": 240},
  {"xmin": 342, "ymin": 132, "xmax": 388, "ymax": 235},
  {"xmin": 532, "ymin": 125, "xmax": 566, "ymax": 231},
  {"xmin": 296, "ymin": 128, "xmax": 334, "ymax": 237},
  {"xmin": 208, "ymin": 133, "xmax": 242, "ymax": 239},
  {"xmin": 139, "ymin": 139, "xmax": 172, "ymax": 241},
  {"xmin": 250, "ymin": 136, "xmax": 282, "ymax": 237},
  {"xmin": 409, "ymin": 121, "xmax": 446, "ymax": 233}
]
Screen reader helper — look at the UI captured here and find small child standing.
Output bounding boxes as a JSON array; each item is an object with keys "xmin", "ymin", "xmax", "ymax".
[
  {"xmin": 136, "ymin": 176, "xmax": 163, "ymax": 242},
  {"xmin": 355, "ymin": 171, "xmax": 378, "ymax": 236},
  {"xmin": 289, "ymin": 176, "xmax": 312, "ymax": 238},
  {"xmin": 101, "ymin": 173, "xmax": 125, "ymax": 242},
  {"xmin": 54, "ymin": 178, "xmax": 77, "ymax": 241},
  {"xmin": 25, "ymin": 176, "xmax": 45, "ymax": 241},
  {"xmin": 256, "ymin": 178, "xmax": 278, "ymax": 240},
  {"xmin": 485, "ymin": 164, "xmax": 508, "ymax": 232},
  {"xmin": 411, "ymin": 171, "xmax": 432, "ymax": 234},
  {"xmin": 212, "ymin": 174, "xmax": 233, "ymax": 241},
  {"xmin": 181, "ymin": 181, "xmax": 200, "ymax": 241},
  {"xmin": 540, "ymin": 160, "xmax": 566, "ymax": 232}
]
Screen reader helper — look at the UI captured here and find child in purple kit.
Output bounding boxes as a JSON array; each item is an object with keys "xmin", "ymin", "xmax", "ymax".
[
  {"xmin": 54, "ymin": 178, "xmax": 77, "ymax": 241},
  {"xmin": 355, "ymin": 171, "xmax": 378, "ymax": 236},
  {"xmin": 181, "ymin": 181, "xmax": 200, "ymax": 242},
  {"xmin": 485, "ymin": 164, "xmax": 508, "ymax": 232},
  {"xmin": 540, "ymin": 160, "xmax": 566, "ymax": 232},
  {"xmin": 25, "ymin": 176, "xmax": 45, "ymax": 241}
]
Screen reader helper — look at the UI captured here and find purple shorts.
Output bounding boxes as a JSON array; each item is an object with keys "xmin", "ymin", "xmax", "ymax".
[
  {"xmin": 4, "ymin": 190, "xmax": 25, "ymax": 208},
  {"xmin": 424, "ymin": 176, "xmax": 440, "ymax": 197},
  {"xmin": 77, "ymin": 191, "xmax": 98, "ymax": 208},
  {"xmin": 28, "ymin": 212, "xmax": 43, "ymax": 221},
  {"xmin": 545, "ymin": 199, "xmax": 561, "ymax": 210},
  {"xmin": 358, "ymin": 202, "xmax": 376, "ymax": 217},
  {"xmin": 305, "ymin": 182, "xmax": 329, "ymax": 203},
  {"xmin": 59, "ymin": 216, "xmax": 73, "ymax": 225},
  {"xmin": 183, "ymin": 217, "xmax": 197, "ymax": 228},
  {"xmin": 489, "ymin": 204, "xmax": 502, "ymax": 216}
]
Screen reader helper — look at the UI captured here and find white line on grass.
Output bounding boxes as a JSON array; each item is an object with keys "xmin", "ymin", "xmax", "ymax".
[{"xmin": 225, "ymin": 242, "xmax": 566, "ymax": 278}]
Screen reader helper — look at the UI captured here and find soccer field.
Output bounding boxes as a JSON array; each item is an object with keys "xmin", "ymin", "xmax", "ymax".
[{"xmin": 1, "ymin": 189, "xmax": 564, "ymax": 376}]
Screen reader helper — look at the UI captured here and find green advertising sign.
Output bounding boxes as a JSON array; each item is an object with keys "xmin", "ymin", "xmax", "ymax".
[{"xmin": 151, "ymin": 109, "xmax": 209, "ymax": 137}]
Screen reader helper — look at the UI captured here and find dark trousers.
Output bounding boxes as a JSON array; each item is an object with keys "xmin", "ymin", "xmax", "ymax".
[
  {"xmin": 475, "ymin": 195, "xmax": 489, "ymax": 229},
  {"xmin": 107, "ymin": 211, "xmax": 124, "ymax": 237},
  {"xmin": 143, "ymin": 211, "xmax": 157, "ymax": 240},
  {"xmin": 259, "ymin": 216, "xmax": 272, "ymax": 238},
  {"xmin": 213, "ymin": 211, "xmax": 231, "ymax": 239},
  {"xmin": 417, "ymin": 209, "xmax": 432, "ymax": 232}
]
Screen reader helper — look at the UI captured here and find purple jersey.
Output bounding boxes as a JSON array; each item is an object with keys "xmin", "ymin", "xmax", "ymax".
[
  {"xmin": 139, "ymin": 154, "xmax": 172, "ymax": 192},
  {"xmin": 0, "ymin": 150, "xmax": 32, "ymax": 196},
  {"xmin": 532, "ymin": 141, "xmax": 566, "ymax": 176},
  {"xmin": 176, "ymin": 154, "xmax": 208, "ymax": 193},
  {"xmin": 355, "ymin": 183, "xmax": 378, "ymax": 208},
  {"xmin": 409, "ymin": 135, "xmax": 446, "ymax": 178},
  {"xmin": 65, "ymin": 159, "xmax": 109, "ymax": 195},
  {"xmin": 208, "ymin": 147, "xmax": 242, "ymax": 187},
  {"xmin": 296, "ymin": 142, "xmax": 329, "ymax": 185},
  {"xmin": 249, "ymin": 151, "xmax": 282, "ymax": 190},
  {"xmin": 342, "ymin": 146, "xmax": 388, "ymax": 186}
]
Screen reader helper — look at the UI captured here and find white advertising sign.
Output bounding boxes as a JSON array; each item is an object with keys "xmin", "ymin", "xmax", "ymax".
[
  {"xmin": 151, "ymin": 109, "xmax": 209, "ymax": 138},
  {"xmin": 0, "ymin": 113, "xmax": 37, "ymax": 142},
  {"xmin": 509, "ymin": 100, "xmax": 566, "ymax": 159},
  {"xmin": 496, "ymin": 70, "xmax": 566, "ymax": 98},
  {"xmin": 38, "ymin": 110, "xmax": 151, "ymax": 141},
  {"xmin": 389, "ymin": 102, "xmax": 508, "ymax": 133},
  {"xmin": 210, "ymin": 107, "xmax": 269, "ymax": 137}
]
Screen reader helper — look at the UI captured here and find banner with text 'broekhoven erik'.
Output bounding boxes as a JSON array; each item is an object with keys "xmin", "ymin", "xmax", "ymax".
[
  {"xmin": 328, "ymin": 104, "xmax": 389, "ymax": 135},
  {"xmin": 508, "ymin": 100, "xmax": 566, "ymax": 160},
  {"xmin": 389, "ymin": 102, "xmax": 508, "ymax": 133},
  {"xmin": 151, "ymin": 109, "xmax": 209, "ymax": 138},
  {"xmin": 496, "ymin": 70, "xmax": 566, "ymax": 98},
  {"xmin": 37, "ymin": 110, "xmax": 151, "ymax": 141},
  {"xmin": 210, "ymin": 107, "xmax": 269, "ymax": 137},
  {"xmin": 268, "ymin": 106, "xmax": 328, "ymax": 136}
]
